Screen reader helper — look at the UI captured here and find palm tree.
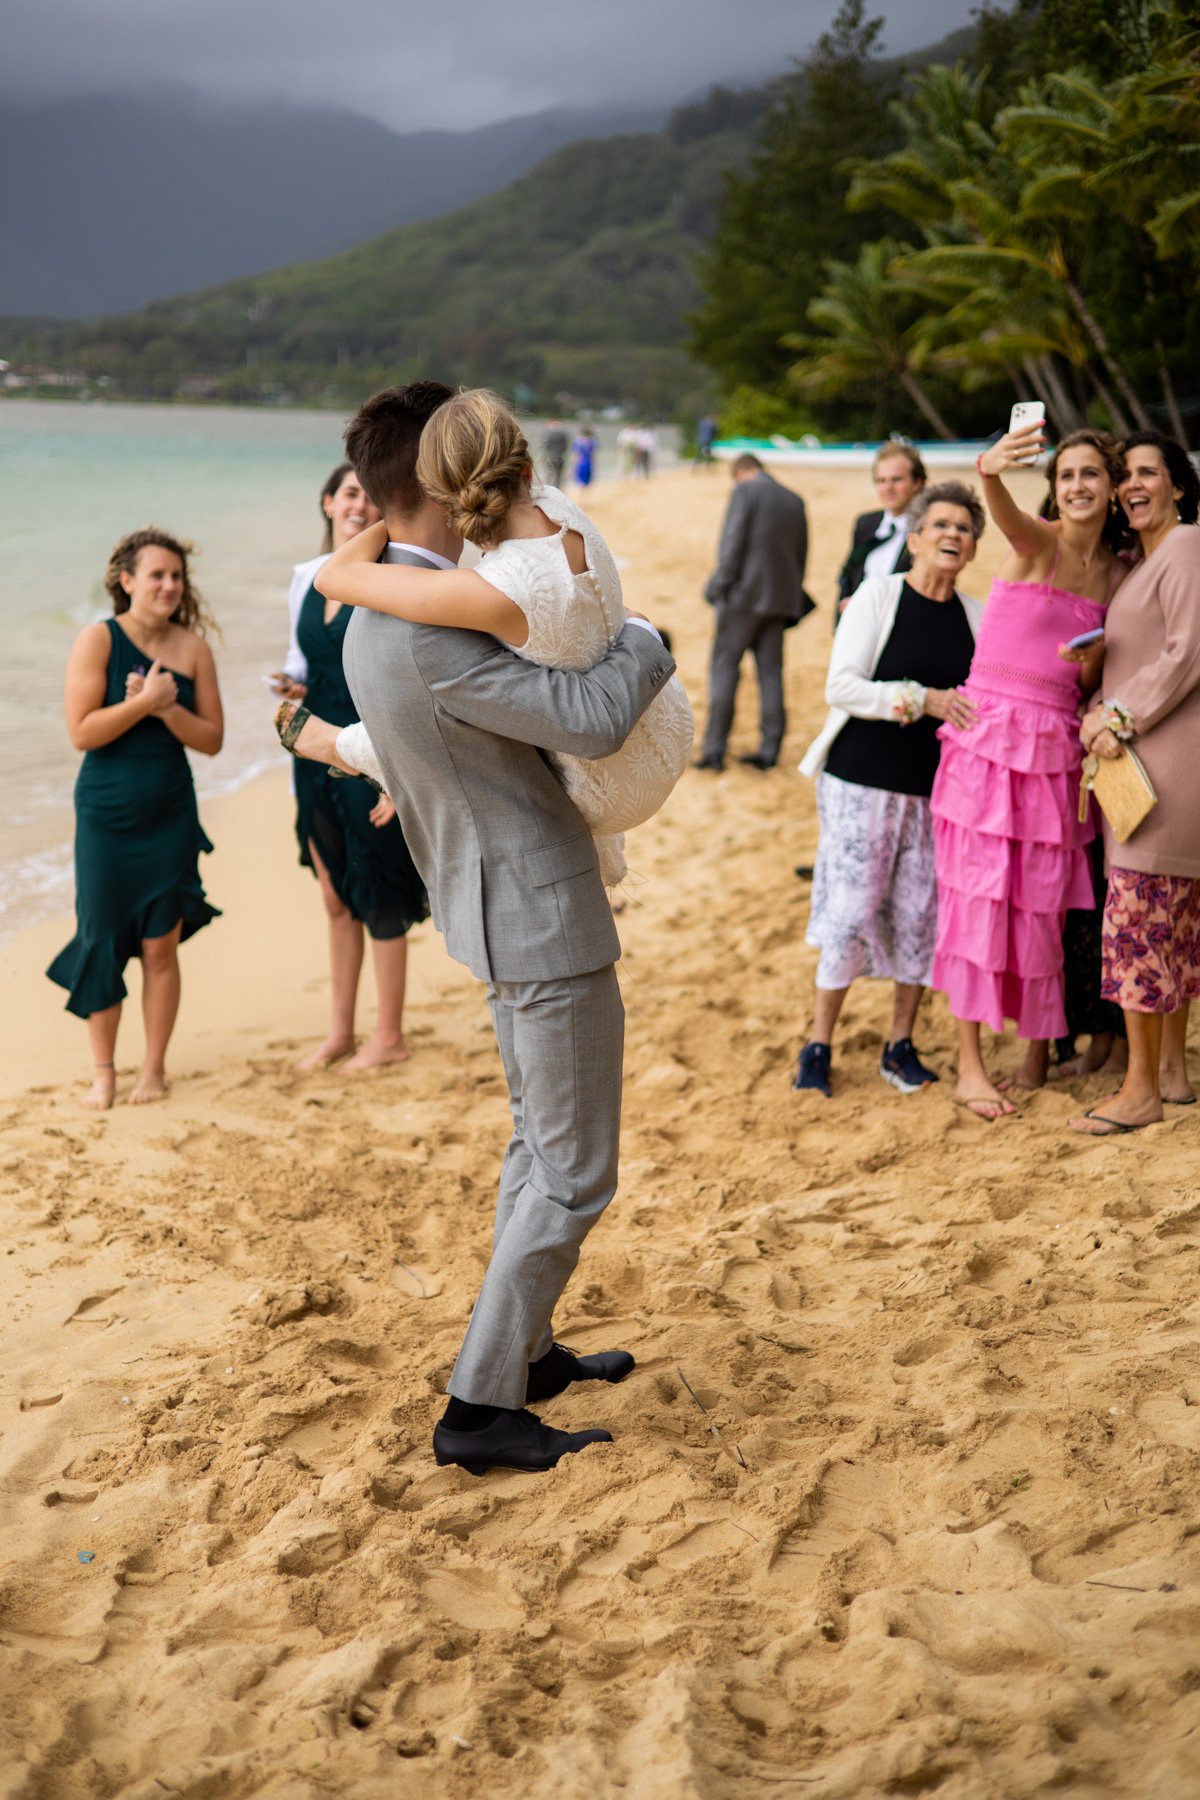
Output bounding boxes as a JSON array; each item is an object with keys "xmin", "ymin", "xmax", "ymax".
[
  {"xmin": 848, "ymin": 59, "xmax": 1155, "ymax": 434},
  {"xmin": 786, "ymin": 239, "xmax": 956, "ymax": 439},
  {"xmin": 1000, "ymin": 24, "xmax": 1200, "ymax": 441}
]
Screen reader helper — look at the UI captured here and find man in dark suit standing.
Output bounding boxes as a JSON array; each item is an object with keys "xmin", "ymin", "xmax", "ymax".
[
  {"xmin": 696, "ymin": 453, "xmax": 812, "ymax": 771},
  {"xmin": 836, "ymin": 443, "xmax": 926, "ymax": 613}
]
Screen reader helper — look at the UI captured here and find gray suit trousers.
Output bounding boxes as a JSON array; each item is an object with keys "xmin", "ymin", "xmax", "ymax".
[
  {"xmin": 449, "ymin": 964, "xmax": 624, "ymax": 1408},
  {"xmin": 702, "ymin": 606, "xmax": 788, "ymax": 762}
]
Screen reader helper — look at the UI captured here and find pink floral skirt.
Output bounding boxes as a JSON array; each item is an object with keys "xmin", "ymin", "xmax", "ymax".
[{"xmin": 1100, "ymin": 867, "xmax": 1200, "ymax": 1014}]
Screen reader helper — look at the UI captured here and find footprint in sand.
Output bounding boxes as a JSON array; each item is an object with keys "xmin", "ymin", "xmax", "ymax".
[
  {"xmin": 422, "ymin": 1566, "xmax": 523, "ymax": 1630},
  {"xmin": 770, "ymin": 1458, "xmax": 896, "ymax": 1597},
  {"xmin": 562, "ymin": 1517, "xmax": 752, "ymax": 1607}
]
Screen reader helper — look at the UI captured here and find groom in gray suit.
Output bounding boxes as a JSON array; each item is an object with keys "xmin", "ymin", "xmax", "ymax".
[{"xmin": 340, "ymin": 382, "xmax": 676, "ymax": 1474}]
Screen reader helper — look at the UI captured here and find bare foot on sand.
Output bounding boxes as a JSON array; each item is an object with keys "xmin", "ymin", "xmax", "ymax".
[
  {"xmin": 275, "ymin": 702, "xmax": 351, "ymax": 770},
  {"xmin": 128, "ymin": 1067, "xmax": 168, "ymax": 1104},
  {"xmin": 339, "ymin": 1034, "xmax": 410, "ymax": 1075},
  {"xmin": 954, "ymin": 1084, "xmax": 1017, "ymax": 1121},
  {"xmin": 997, "ymin": 1041, "xmax": 1050, "ymax": 1093},
  {"xmin": 296, "ymin": 1035, "xmax": 356, "ymax": 1072},
  {"xmin": 81, "ymin": 1065, "xmax": 116, "ymax": 1110},
  {"xmin": 1070, "ymin": 1090, "xmax": 1162, "ymax": 1135},
  {"xmin": 1049, "ymin": 1032, "xmax": 1121, "ymax": 1082}
]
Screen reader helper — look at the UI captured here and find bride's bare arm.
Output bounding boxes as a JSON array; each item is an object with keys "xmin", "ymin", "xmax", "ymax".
[{"xmin": 314, "ymin": 526, "xmax": 528, "ymax": 645}]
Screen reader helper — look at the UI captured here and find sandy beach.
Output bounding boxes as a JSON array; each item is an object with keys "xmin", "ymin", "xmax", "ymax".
[{"xmin": 2, "ymin": 464, "xmax": 1198, "ymax": 1798}]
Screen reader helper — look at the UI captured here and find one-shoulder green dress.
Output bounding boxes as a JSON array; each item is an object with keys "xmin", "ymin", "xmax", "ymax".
[{"xmin": 47, "ymin": 619, "xmax": 220, "ymax": 1018}]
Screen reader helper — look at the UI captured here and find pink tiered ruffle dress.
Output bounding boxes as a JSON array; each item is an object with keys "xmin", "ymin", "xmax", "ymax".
[{"xmin": 930, "ymin": 575, "xmax": 1104, "ymax": 1038}]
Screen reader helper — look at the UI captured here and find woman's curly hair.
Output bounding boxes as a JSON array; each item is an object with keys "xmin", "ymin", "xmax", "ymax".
[
  {"xmin": 104, "ymin": 527, "xmax": 215, "ymax": 637},
  {"xmin": 417, "ymin": 389, "xmax": 529, "ymax": 547}
]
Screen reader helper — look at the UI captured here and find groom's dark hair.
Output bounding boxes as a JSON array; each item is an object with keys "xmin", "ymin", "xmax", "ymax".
[{"xmin": 344, "ymin": 380, "xmax": 454, "ymax": 513}]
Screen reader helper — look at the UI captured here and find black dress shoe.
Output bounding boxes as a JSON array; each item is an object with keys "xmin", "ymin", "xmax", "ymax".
[
  {"xmin": 738, "ymin": 753, "xmax": 776, "ymax": 770},
  {"xmin": 433, "ymin": 1407, "xmax": 612, "ymax": 1476},
  {"xmin": 693, "ymin": 754, "xmax": 725, "ymax": 771},
  {"xmin": 526, "ymin": 1343, "xmax": 636, "ymax": 1404}
]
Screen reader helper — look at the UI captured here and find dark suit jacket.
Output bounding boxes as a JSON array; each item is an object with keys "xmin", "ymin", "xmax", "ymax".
[
  {"xmin": 837, "ymin": 508, "xmax": 913, "ymax": 603},
  {"xmin": 704, "ymin": 471, "xmax": 813, "ymax": 624}
]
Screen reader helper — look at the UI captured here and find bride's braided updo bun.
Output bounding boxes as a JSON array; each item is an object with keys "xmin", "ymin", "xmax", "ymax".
[{"xmin": 417, "ymin": 389, "xmax": 529, "ymax": 547}]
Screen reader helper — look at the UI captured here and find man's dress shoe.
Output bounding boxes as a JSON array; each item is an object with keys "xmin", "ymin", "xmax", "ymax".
[
  {"xmin": 525, "ymin": 1343, "xmax": 636, "ymax": 1404},
  {"xmin": 693, "ymin": 754, "xmax": 725, "ymax": 771},
  {"xmin": 433, "ymin": 1407, "xmax": 611, "ymax": 1475},
  {"xmin": 738, "ymin": 753, "xmax": 776, "ymax": 770}
]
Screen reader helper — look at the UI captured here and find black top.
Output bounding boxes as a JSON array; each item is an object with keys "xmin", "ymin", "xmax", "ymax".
[{"xmin": 824, "ymin": 582, "xmax": 975, "ymax": 797}]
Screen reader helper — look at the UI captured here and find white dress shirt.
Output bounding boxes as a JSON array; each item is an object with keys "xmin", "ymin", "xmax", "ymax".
[{"xmin": 862, "ymin": 511, "xmax": 911, "ymax": 583}]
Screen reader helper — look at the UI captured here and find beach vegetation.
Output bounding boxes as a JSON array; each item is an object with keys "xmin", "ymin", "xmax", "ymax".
[{"xmin": 700, "ymin": 0, "xmax": 1200, "ymax": 444}]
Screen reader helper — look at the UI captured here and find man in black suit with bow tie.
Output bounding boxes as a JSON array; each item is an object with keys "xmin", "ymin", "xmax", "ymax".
[{"xmin": 836, "ymin": 443, "xmax": 927, "ymax": 615}]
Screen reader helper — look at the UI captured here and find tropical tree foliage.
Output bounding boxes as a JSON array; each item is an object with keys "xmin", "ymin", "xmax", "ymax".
[{"xmin": 698, "ymin": 0, "xmax": 1200, "ymax": 443}]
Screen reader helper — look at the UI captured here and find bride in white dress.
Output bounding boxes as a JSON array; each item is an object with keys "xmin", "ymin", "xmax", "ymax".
[{"xmin": 285, "ymin": 390, "xmax": 693, "ymax": 886}]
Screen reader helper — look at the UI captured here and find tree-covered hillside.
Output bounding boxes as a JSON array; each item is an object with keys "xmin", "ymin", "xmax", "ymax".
[{"xmin": 3, "ymin": 102, "xmax": 769, "ymax": 416}]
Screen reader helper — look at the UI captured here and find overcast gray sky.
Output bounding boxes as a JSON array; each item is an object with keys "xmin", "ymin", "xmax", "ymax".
[{"xmin": 7, "ymin": 0, "xmax": 982, "ymax": 131}]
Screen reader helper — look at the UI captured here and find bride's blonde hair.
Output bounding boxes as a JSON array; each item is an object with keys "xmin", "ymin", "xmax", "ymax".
[{"xmin": 417, "ymin": 389, "xmax": 529, "ymax": 546}]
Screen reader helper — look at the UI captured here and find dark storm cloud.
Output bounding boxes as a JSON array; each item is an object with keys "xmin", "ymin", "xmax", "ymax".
[{"xmin": 7, "ymin": 0, "xmax": 980, "ymax": 129}]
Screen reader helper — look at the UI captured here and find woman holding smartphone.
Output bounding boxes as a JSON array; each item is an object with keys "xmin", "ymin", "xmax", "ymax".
[
  {"xmin": 930, "ymin": 420, "xmax": 1130, "ymax": 1116},
  {"xmin": 48, "ymin": 528, "xmax": 223, "ymax": 1107},
  {"xmin": 271, "ymin": 463, "xmax": 428, "ymax": 1073}
]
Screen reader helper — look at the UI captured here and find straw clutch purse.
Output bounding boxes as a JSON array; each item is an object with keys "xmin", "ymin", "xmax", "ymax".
[{"xmin": 1079, "ymin": 745, "xmax": 1157, "ymax": 843}]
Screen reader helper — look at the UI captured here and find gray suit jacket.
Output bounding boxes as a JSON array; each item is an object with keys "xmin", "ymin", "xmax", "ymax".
[
  {"xmin": 342, "ymin": 550, "xmax": 675, "ymax": 984},
  {"xmin": 704, "ymin": 471, "xmax": 811, "ymax": 622}
]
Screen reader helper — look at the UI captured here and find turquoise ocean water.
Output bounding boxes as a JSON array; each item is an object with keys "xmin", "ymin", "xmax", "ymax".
[{"xmin": 0, "ymin": 400, "xmax": 676, "ymax": 941}]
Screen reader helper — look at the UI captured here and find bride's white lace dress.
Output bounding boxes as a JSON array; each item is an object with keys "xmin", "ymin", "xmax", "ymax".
[{"xmin": 336, "ymin": 484, "xmax": 693, "ymax": 886}]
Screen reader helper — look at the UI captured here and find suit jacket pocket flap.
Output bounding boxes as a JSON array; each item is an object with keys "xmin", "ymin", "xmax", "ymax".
[{"xmin": 525, "ymin": 835, "xmax": 596, "ymax": 888}]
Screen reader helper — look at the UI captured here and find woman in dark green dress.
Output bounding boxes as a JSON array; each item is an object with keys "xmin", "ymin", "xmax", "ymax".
[
  {"xmin": 270, "ymin": 464, "xmax": 428, "ymax": 1072},
  {"xmin": 48, "ymin": 528, "xmax": 223, "ymax": 1108}
]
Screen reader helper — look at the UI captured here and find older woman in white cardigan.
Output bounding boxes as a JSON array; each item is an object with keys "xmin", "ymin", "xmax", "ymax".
[{"xmin": 795, "ymin": 481, "xmax": 985, "ymax": 1096}]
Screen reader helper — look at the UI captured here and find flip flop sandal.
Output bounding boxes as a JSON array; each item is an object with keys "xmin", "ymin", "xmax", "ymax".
[
  {"xmin": 1076, "ymin": 1109, "xmax": 1146, "ymax": 1135},
  {"xmin": 274, "ymin": 702, "xmax": 382, "ymax": 794},
  {"xmin": 1164, "ymin": 1096, "xmax": 1197, "ymax": 1106}
]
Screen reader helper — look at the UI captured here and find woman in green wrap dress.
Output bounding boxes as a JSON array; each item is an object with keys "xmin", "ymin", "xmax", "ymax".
[
  {"xmin": 47, "ymin": 528, "xmax": 223, "ymax": 1107},
  {"xmin": 270, "ymin": 464, "xmax": 428, "ymax": 1073}
]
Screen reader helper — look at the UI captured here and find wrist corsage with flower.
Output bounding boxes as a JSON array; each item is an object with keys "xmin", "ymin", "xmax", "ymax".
[
  {"xmin": 1097, "ymin": 699, "xmax": 1135, "ymax": 741},
  {"xmin": 890, "ymin": 681, "xmax": 924, "ymax": 726}
]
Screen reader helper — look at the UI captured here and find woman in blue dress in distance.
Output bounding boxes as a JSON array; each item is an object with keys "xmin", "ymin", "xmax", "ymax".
[
  {"xmin": 270, "ymin": 464, "xmax": 429, "ymax": 1072},
  {"xmin": 47, "ymin": 529, "xmax": 223, "ymax": 1108}
]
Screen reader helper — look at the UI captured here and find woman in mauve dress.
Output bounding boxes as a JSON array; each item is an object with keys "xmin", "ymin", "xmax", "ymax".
[{"xmin": 1071, "ymin": 431, "xmax": 1200, "ymax": 1136}]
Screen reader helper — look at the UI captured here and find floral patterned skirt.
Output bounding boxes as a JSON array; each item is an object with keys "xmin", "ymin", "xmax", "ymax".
[
  {"xmin": 1100, "ymin": 867, "xmax": 1200, "ymax": 1014},
  {"xmin": 807, "ymin": 774, "xmax": 937, "ymax": 990}
]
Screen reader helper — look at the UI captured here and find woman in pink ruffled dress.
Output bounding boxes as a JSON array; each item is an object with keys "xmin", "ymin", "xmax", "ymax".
[{"xmin": 931, "ymin": 422, "xmax": 1129, "ymax": 1118}]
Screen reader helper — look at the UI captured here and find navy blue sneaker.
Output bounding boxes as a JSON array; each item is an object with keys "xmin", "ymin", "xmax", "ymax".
[
  {"xmin": 793, "ymin": 1042, "xmax": 832, "ymax": 1096},
  {"xmin": 880, "ymin": 1037, "xmax": 939, "ymax": 1094}
]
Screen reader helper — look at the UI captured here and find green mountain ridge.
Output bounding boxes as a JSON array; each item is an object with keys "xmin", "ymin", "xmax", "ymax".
[{"xmin": 4, "ymin": 24, "xmax": 979, "ymax": 416}]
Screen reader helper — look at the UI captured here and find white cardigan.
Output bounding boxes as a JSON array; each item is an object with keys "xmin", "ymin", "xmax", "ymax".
[{"xmin": 799, "ymin": 573, "xmax": 984, "ymax": 778}]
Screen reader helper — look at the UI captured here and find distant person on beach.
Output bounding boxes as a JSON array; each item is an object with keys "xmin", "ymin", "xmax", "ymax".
[
  {"xmin": 1069, "ymin": 431, "xmax": 1200, "ymax": 1136},
  {"xmin": 795, "ymin": 483, "xmax": 984, "ymax": 1097},
  {"xmin": 277, "ymin": 381, "xmax": 677, "ymax": 1476},
  {"xmin": 931, "ymin": 422, "xmax": 1129, "ymax": 1118},
  {"xmin": 47, "ymin": 529, "xmax": 223, "ymax": 1107},
  {"xmin": 695, "ymin": 453, "xmax": 812, "ymax": 772},
  {"xmin": 836, "ymin": 444, "xmax": 926, "ymax": 618},
  {"xmin": 269, "ymin": 463, "xmax": 428, "ymax": 1073},
  {"xmin": 572, "ymin": 427, "xmax": 598, "ymax": 490},
  {"xmin": 542, "ymin": 420, "xmax": 567, "ymax": 488},
  {"xmin": 694, "ymin": 413, "xmax": 718, "ymax": 467},
  {"xmin": 633, "ymin": 425, "xmax": 657, "ymax": 478}
]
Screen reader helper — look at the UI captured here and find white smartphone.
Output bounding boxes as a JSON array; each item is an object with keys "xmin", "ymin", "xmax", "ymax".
[
  {"xmin": 1009, "ymin": 400, "xmax": 1046, "ymax": 462},
  {"xmin": 1066, "ymin": 627, "xmax": 1104, "ymax": 650}
]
